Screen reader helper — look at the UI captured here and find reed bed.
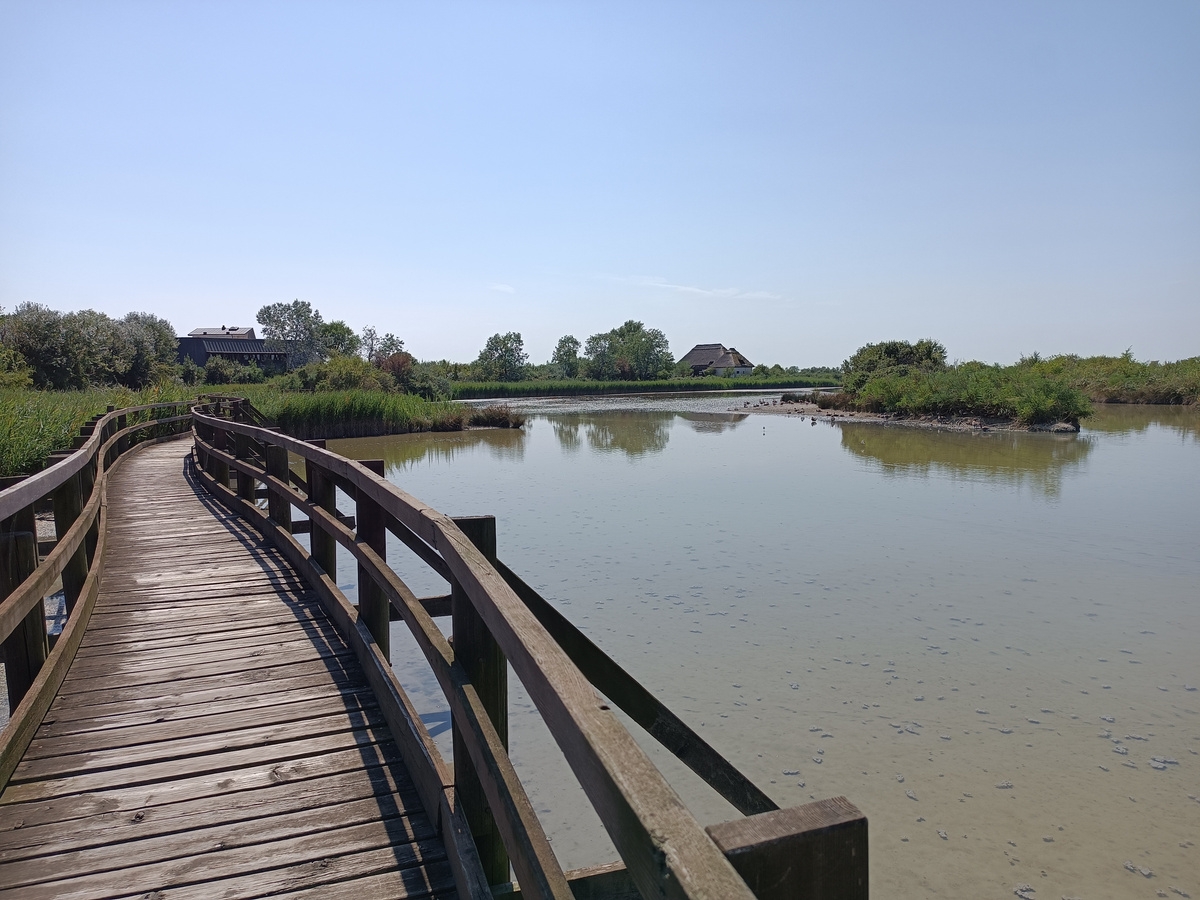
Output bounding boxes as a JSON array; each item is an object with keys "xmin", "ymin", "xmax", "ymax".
[
  {"xmin": 247, "ymin": 390, "xmax": 469, "ymax": 440},
  {"xmin": 0, "ymin": 385, "xmax": 193, "ymax": 477},
  {"xmin": 450, "ymin": 375, "xmax": 837, "ymax": 400}
]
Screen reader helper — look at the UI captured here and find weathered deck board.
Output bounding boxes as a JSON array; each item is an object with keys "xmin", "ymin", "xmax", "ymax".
[{"xmin": 0, "ymin": 441, "xmax": 457, "ymax": 899}]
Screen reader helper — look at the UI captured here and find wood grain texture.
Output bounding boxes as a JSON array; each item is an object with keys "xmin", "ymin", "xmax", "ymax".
[{"xmin": 0, "ymin": 441, "xmax": 458, "ymax": 900}]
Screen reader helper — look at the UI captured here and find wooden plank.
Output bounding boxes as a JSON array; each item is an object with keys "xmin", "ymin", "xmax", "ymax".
[
  {"xmin": 706, "ymin": 797, "xmax": 869, "ymax": 900},
  {"xmin": 10, "ymin": 706, "xmax": 387, "ymax": 783},
  {"xmin": 0, "ymin": 739, "xmax": 404, "ymax": 829},
  {"xmin": 36, "ymin": 681, "xmax": 371, "ymax": 739},
  {"xmin": 0, "ymin": 822, "xmax": 450, "ymax": 900},
  {"xmin": 266, "ymin": 861, "xmax": 459, "ymax": 900},
  {"xmin": 49, "ymin": 654, "xmax": 362, "ymax": 705},
  {"xmin": 1, "ymin": 703, "xmax": 397, "ymax": 806},
  {"xmin": 0, "ymin": 794, "xmax": 434, "ymax": 890},
  {"xmin": 0, "ymin": 762, "xmax": 419, "ymax": 859},
  {"xmin": 23, "ymin": 691, "xmax": 380, "ymax": 760}
]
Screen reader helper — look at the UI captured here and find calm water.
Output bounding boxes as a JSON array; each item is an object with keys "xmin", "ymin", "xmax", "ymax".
[{"xmin": 329, "ymin": 397, "xmax": 1200, "ymax": 899}]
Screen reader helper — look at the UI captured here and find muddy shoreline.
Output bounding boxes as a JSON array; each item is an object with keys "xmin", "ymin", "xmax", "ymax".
[{"xmin": 733, "ymin": 398, "xmax": 1081, "ymax": 433}]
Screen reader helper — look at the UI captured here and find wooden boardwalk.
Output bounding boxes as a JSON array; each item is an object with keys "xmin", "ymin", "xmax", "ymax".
[{"xmin": 0, "ymin": 441, "xmax": 457, "ymax": 899}]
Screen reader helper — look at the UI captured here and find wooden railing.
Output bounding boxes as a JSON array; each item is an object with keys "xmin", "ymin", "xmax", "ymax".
[
  {"xmin": 191, "ymin": 398, "xmax": 868, "ymax": 900},
  {"xmin": 0, "ymin": 400, "xmax": 194, "ymax": 788}
]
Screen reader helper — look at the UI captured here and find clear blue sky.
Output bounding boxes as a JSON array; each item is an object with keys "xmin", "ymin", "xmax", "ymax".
[{"xmin": 1, "ymin": 1, "xmax": 1196, "ymax": 367}]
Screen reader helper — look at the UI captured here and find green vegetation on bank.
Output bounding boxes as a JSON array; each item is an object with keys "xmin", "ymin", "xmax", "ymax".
[
  {"xmin": 0, "ymin": 385, "xmax": 193, "ymax": 477},
  {"xmin": 449, "ymin": 374, "xmax": 839, "ymax": 399},
  {"xmin": 1026, "ymin": 352, "xmax": 1200, "ymax": 405},
  {"xmin": 802, "ymin": 340, "xmax": 1094, "ymax": 426}
]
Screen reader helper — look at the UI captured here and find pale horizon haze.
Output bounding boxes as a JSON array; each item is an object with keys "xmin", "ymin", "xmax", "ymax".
[{"xmin": 1, "ymin": 1, "xmax": 1197, "ymax": 368}]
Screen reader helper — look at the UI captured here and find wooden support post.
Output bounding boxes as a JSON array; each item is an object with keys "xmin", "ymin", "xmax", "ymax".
[
  {"xmin": 356, "ymin": 460, "xmax": 389, "ymax": 657},
  {"xmin": 305, "ymin": 457, "xmax": 337, "ymax": 577},
  {"xmin": 51, "ymin": 471, "xmax": 88, "ymax": 612},
  {"xmin": 116, "ymin": 413, "xmax": 128, "ymax": 456},
  {"xmin": 0, "ymin": 518, "xmax": 46, "ymax": 711},
  {"xmin": 80, "ymin": 456, "xmax": 98, "ymax": 563},
  {"xmin": 264, "ymin": 443, "xmax": 292, "ymax": 531},
  {"xmin": 234, "ymin": 432, "xmax": 255, "ymax": 502},
  {"xmin": 706, "ymin": 797, "xmax": 869, "ymax": 900},
  {"xmin": 451, "ymin": 514, "xmax": 509, "ymax": 886},
  {"xmin": 211, "ymin": 426, "xmax": 230, "ymax": 488}
]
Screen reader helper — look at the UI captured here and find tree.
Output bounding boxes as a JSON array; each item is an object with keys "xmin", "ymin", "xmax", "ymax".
[
  {"xmin": 551, "ymin": 335, "xmax": 581, "ymax": 378},
  {"xmin": 583, "ymin": 320, "xmax": 673, "ymax": 381},
  {"xmin": 319, "ymin": 320, "xmax": 361, "ymax": 357},
  {"xmin": 841, "ymin": 339, "xmax": 947, "ymax": 393},
  {"xmin": 118, "ymin": 312, "xmax": 179, "ymax": 386},
  {"xmin": 475, "ymin": 332, "xmax": 528, "ymax": 382},
  {"xmin": 257, "ymin": 300, "xmax": 326, "ymax": 368}
]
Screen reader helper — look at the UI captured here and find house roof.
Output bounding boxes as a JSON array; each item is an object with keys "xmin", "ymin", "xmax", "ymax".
[
  {"xmin": 679, "ymin": 343, "xmax": 727, "ymax": 368},
  {"xmin": 189, "ymin": 326, "xmax": 257, "ymax": 339},
  {"xmin": 198, "ymin": 338, "xmax": 286, "ymax": 355},
  {"xmin": 712, "ymin": 348, "xmax": 753, "ymax": 369}
]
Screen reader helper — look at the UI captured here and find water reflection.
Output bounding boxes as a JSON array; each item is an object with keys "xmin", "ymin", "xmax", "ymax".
[
  {"xmin": 677, "ymin": 411, "xmax": 749, "ymax": 434},
  {"xmin": 838, "ymin": 422, "xmax": 1093, "ymax": 497},
  {"xmin": 328, "ymin": 427, "xmax": 527, "ymax": 471},
  {"xmin": 548, "ymin": 412, "xmax": 672, "ymax": 457},
  {"xmin": 1083, "ymin": 403, "xmax": 1200, "ymax": 441}
]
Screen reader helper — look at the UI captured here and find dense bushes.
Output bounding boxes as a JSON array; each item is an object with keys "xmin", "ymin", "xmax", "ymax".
[
  {"xmin": 1026, "ymin": 352, "xmax": 1200, "ymax": 405},
  {"xmin": 804, "ymin": 340, "xmax": 1095, "ymax": 425}
]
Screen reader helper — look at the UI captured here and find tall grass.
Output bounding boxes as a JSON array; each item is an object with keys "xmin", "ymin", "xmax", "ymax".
[
  {"xmin": 1029, "ymin": 354, "xmax": 1200, "ymax": 405},
  {"xmin": 801, "ymin": 362, "xmax": 1093, "ymax": 425},
  {"xmin": 0, "ymin": 385, "xmax": 194, "ymax": 477},
  {"xmin": 247, "ymin": 390, "xmax": 468, "ymax": 440},
  {"xmin": 450, "ymin": 375, "xmax": 838, "ymax": 399}
]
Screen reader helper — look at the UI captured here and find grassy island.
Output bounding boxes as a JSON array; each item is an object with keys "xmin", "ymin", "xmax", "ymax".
[{"xmin": 794, "ymin": 341, "xmax": 1094, "ymax": 427}]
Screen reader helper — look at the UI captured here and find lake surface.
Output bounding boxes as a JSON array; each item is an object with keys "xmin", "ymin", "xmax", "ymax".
[{"xmin": 329, "ymin": 397, "xmax": 1200, "ymax": 899}]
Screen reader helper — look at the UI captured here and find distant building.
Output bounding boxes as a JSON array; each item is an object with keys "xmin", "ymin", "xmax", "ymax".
[
  {"xmin": 678, "ymin": 343, "xmax": 755, "ymax": 377},
  {"xmin": 188, "ymin": 326, "xmax": 257, "ymax": 339},
  {"xmin": 177, "ymin": 325, "xmax": 288, "ymax": 370}
]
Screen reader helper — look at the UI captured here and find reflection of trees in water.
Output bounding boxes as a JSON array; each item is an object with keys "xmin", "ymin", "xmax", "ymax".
[
  {"xmin": 552, "ymin": 418, "xmax": 582, "ymax": 453},
  {"xmin": 548, "ymin": 412, "xmax": 672, "ymax": 458},
  {"xmin": 1083, "ymin": 404, "xmax": 1200, "ymax": 442},
  {"xmin": 839, "ymin": 423, "xmax": 1094, "ymax": 498},
  {"xmin": 677, "ymin": 412, "xmax": 749, "ymax": 434},
  {"xmin": 332, "ymin": 427, "xmax": 528, "ymax": 471}
]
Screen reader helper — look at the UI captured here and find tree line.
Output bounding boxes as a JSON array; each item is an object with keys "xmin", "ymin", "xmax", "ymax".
[{"xmin": 1, "ymin": 299, "xmax": 817, "ymax": 397}]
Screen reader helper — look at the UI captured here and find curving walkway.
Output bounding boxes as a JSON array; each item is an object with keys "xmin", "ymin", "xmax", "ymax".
[{"xmin": 0, "ymin": 441, "xmax": 456, "ymax": 900}]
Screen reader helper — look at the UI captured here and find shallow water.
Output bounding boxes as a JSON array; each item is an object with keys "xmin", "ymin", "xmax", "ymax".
[{"xmin": 330, "ymin": 398, "xmax": 1200, "ymax": 899}]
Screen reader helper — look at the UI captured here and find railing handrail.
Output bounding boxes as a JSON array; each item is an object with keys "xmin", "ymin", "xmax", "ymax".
[{"xmin": 190, "ymin": 400, "xmax": 762, "ymax": 900}]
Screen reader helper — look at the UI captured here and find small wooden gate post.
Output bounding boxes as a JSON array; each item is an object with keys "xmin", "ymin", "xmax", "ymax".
[
  {"xmin": 450, "ymin": 514, "xmax": 509, "ymax": 885},
  {"xmin": 355, "ymin": 460, "xmax": 389, "ymax": 657},
  {"xmin": 305, "ymin": 452, "xmax": 337, "ymax": 578},
  {"xmin": 264, "ymin": 442, "xmax": 292, "ymax": 531},
  {"xmin": 0, "ymin": 510, "xmax": 46, "ymax": 710},
  {"xmin": 52, "ymin": 471, "xmax": 88, "ymax": 613}
]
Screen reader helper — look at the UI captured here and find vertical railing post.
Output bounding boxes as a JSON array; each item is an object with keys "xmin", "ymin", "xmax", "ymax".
[
  {"xmin": 265, "ymin": 442, "xmax": 292, "ymax": 531},
  {"xmin": 51, "ymin": 471, "xmax": 88, "ymax": 613},
  {"xmin": 116, "ymin": 412, "xmax": 128, "ymax": 456},
  {"xmin": 235, "ymin": 432, "xmax": 255, "ymax": 502},
  {"xmin": 79, "ymin": 454, "xmax": 98, "ymax": 563},
  {"xmin": 305, "ymin": 444, "xmax": 337, "ymax": 578},
  {"xmin": 0, "ymin": 507, "xmax": 46, "ymax": 710},
  {"xmin": 211, "ymin": 425, "xmax": 230, "ymax": 489},
  {"xmin": 451, "ymin": 514, "xmax": 509, "ymax": 885},
  {"xmin": 356, "ymin": 460, "xmax": 389, "ymax": 657}
]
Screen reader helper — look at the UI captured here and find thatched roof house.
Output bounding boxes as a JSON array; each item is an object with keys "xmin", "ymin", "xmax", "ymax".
[{"xmin": 679, "ymin": 343, "xmax": 754, "ymax": 376}]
